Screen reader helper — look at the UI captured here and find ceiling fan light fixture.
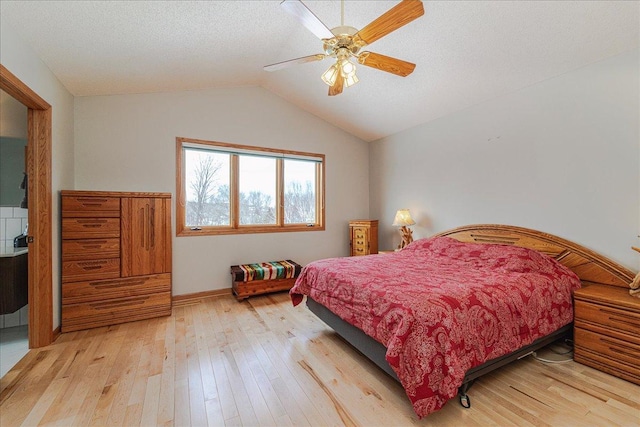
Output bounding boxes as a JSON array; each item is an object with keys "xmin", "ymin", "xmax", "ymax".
[
  {"xmin": 321, "ymin": 63, "xmax": 340, "ymax": 86},
  {"xmin": 324, "ymin": 58, "xmax": 359, "ymax": 89},
  {"xmin": 344, "ymin": 72, "xmax": 359, "ymax": 88},
  {"xmin": 340, "ymin": 59, "xmax": 356, "ymax": 77},
  {"xmin": 340, "ymin": 58, "xmax": 359, "ymax": 87}
]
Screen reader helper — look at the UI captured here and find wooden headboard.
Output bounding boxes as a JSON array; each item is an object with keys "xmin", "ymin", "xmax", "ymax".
[{"xmin": 435, "ymin": 224, "xmax": 635, "ymax": 288}]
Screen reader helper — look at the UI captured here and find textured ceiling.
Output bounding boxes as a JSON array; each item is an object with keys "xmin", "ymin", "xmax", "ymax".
[{"xmin": 1, "ymin": 1, "xmax": 638, "ymax": 141}]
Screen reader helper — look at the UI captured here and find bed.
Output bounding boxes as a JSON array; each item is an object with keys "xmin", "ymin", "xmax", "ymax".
[{"xmin": 290, "ymin": 224, "xmax": 634, "ymax": 418}]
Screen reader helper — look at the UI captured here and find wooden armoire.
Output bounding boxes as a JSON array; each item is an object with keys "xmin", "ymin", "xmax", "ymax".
[{"xmin": 61, "ymin": 191, "xmax": 172, "ymax": 332}]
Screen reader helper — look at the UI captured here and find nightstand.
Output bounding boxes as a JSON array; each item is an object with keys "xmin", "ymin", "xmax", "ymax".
[
  {"xmin": 573, "ymin": 284, "xmax": 640, "ymax": 385},
  {"xmin": 349, "ymin": 220, "xmax": 378, "ymax": 256}
]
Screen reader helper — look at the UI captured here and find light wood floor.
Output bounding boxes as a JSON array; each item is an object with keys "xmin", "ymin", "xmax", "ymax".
[{"xmin": 1, "ymin": 292, "xmax": 638, "ymax": 426}]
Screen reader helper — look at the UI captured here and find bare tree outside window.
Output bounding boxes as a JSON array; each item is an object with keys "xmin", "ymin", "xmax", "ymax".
[
  {"xmin": 284, "ymin": 181, "xmax": 316, "ymax": 223},
  {"xmin": 284, "ymin": 159, "xmax": 316, "ymax": 224},
  {"xmin": 185, "ymin": 151, "xmax": 229, "ymax": 226},
  {"xmin": 239, "ymin": 156, "xmax": 276, "ymax": 225},
  {"xmin": 239, "ymin": 191, "xmax": 276, "ymax": 224},
  {"xmin": 209, "ymin": 184, "xmax": 230, "ymax": 225}
]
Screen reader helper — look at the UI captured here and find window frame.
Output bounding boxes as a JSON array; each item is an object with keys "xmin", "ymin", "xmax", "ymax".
[{"xmin": 176, "ymin": 137, "xmax": 325, "ymax": 236}]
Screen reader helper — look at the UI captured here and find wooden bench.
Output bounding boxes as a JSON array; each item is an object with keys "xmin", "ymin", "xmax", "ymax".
[{"xmin": 230, "ymin": 260, "xmax": 302, "ymax": 300}]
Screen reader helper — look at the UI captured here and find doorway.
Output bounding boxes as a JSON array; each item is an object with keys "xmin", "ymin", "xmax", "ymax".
[
  {"xmin": 0, "ymin": 64, "xmax": 53, "ymax": 349},
  {"xmin": 0, "ymin": 88, "xmax": 29, "ymax": 376}
]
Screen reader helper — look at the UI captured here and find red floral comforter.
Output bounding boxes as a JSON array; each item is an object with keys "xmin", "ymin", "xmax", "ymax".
[{"xmin": 290, "ymin": 236, "xmax": 581, "ymax": 418}]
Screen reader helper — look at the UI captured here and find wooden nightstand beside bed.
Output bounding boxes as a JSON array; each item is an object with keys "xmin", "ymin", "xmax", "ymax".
[
  {"xmin": 574, "ymin": 284, "xmax": 640, "ymax": 385},
  {"xmin": 348, "ymin": 220, "xmax": 378, "ymax": 256}
]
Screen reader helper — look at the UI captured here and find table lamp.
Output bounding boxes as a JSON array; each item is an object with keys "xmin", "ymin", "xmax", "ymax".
[{"xmin": 392, "ymin": 209, "xmax": 416, "ymax": 249}]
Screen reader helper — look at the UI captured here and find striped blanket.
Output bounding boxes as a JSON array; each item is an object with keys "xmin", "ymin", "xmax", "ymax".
[{"xmin": 230, "ymin": 260, "xmax": 302, "ymax": 282}]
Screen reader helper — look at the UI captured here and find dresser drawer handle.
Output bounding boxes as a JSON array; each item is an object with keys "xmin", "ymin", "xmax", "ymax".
[
  {"xmin": 601, "ymin": 309, "xmax": 640, "ymax": 327},
  {"xmin": 601, "ymin": 337, "xmax": 639, "ymax": 358},
  {"xmin": 79, "ymin": 240, "xmax": 108, "ymax": 247},
  {"xmin": 77, "ymin": 220, "xmax": 108, "ymax": 228},
  {"xmin": 90, "ymin": 279, "xmax": 147, "ymax": 289},
  {"xmin": 81, "ymin": 265, "xmax": 104, "ymax": 271},
  {"xmin": 608, "ymin": 315, "xmax": 640, "ymax": 329},
  {"xmin": 77, "ymin": 197, "xmax": 109, "ymax": 204},
  {"xmin": 82, "ymin": 244, "xmax": 104, "ymax": 249},
  {"xmin": 90, "ymin": 296, "xmax": 149, "ymax": 310},
  {"xmin": 78, "ymin": 261, "xmax": 108, "ymax": 270}
]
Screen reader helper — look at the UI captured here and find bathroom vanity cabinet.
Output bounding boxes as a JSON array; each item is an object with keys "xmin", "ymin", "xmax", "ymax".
[{"xmin": 0, "ymin": 248, "xmax": 28, "ymax": 315}]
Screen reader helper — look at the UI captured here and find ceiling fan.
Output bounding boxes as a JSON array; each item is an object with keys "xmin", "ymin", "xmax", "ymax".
[{"xmin": 264, "ymin": 0, "xmax": 425, "ymax": 96}]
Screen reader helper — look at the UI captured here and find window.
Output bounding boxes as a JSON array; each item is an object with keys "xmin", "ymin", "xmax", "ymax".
[
  {"xmin": 176, "ymin": 137, "xmax": 325, "ymax": 236},
  {"xmin": 238, "ymin": 156, "xmax": 276, "ymax": 225}
]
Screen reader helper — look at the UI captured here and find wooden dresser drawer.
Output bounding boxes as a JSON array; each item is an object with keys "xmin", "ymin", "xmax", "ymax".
[
  {"xmin": 574, "ymin": 319, "xmax": 640, "ymax": 347},
  {"xmin": 62, "ymin": 258, "xmax": 120, "ymax": 283},
  {"xmin": 62, "ymin": 238, "xmax": 120, "ymax": 261},
  {"xmin": 62, "ymin": 196, "xmax": 120, "ymax": 217},
  {"xmin": 353, "ymin": 227, "xmax": 367, "ymax": 240},
  {"xmin": 62, "ymin": 292, "xmax": 172, "ymax": 332},
  {"xmin": 575, "ymin": 300, "xmax": 640, "ymax": 336},
  {"xmin": 353, "ymin": 245, "xmax": 366, "ymax": 255},
  {"xmin": 574, "ymin": 327, "xmax": 640, "ymax": 367},
  {"xmin": 574, "ymin": 346, "xmax": 640, "ymax": 385},
  {"xmin": 62, "ymin": 273, "xmax": 171, "ymax": 304},
  {"xmin": 62, "ymin": 218, "xmax": 120, "ymax": 239}
]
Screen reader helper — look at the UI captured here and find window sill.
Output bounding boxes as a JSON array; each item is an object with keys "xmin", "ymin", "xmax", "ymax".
[{"xmin": 177, "ymin": 224, "xmax": 325, "ymax": 237}]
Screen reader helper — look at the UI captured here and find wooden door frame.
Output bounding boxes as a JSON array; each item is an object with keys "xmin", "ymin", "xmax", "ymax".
[{"xmin": 1, "ymin": 64, "xmax": 53, "ymax": 348}]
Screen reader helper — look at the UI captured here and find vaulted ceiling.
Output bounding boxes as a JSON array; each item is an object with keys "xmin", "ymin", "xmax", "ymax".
[{"xmin": 1, "ymin": 1, "xmax": 638, "ymax": 141}]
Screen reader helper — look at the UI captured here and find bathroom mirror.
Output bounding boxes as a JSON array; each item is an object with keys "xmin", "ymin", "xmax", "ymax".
[{"xmin": 0, "ymin": 89, "xmax": 28, "ymax": 207}]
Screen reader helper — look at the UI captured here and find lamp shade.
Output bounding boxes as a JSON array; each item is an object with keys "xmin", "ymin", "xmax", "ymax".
[
  {"xmin": 392, "ymin": 209, "xmax": 415, "ymax": 227},
  {"xmin": 321, "ymin": 63, "xmax": 340, "ymax": 86}
]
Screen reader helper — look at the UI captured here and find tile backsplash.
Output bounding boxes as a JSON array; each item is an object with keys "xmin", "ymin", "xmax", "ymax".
[
  {"xmin": 0, "ymin": 206, "xmax": 28, "ymax": 250},
  {"xmin": 0, "ymin": 206, "xmax": 29, "ymax": 329}
]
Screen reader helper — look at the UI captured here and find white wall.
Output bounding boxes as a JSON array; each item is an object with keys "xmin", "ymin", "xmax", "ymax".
[
  {"xmin": 0, "ymin": 90, "xmax": 28, "ymax": 138},
  {"xmin": 1, "ymin": 17, "xmax": 75, "ymax": 330},
  {"xmin": 370, "ymin": 49, "xmax": 640, "ymax": 271},
  {"xmin": 74, "ymin": 87, "xmax": 369, "ymax": 295}
]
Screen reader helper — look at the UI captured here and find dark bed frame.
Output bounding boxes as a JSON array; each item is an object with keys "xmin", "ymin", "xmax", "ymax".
[{"xmin": 304, "ymin": 224, "xmax": 635, "ymax": 408}]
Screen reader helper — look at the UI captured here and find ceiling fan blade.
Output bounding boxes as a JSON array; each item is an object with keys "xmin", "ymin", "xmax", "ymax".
[
  {"xmin": 264, "ymin": 54, "xmax": 325, "ymax": 72},
  {"xmin": 358, "ymin": 52, "xmax": 416, "ymax": 77},
  {"xmin": 355, "ymin": 0, "xmax": 424, "ymax": 46},
  {"xmin": 281, "ymin": 0, "xmax": 335, "ymax": 40},
  {"xmin": 328, "ymin": 71, "xmax": 344, "ymax": 96}
]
